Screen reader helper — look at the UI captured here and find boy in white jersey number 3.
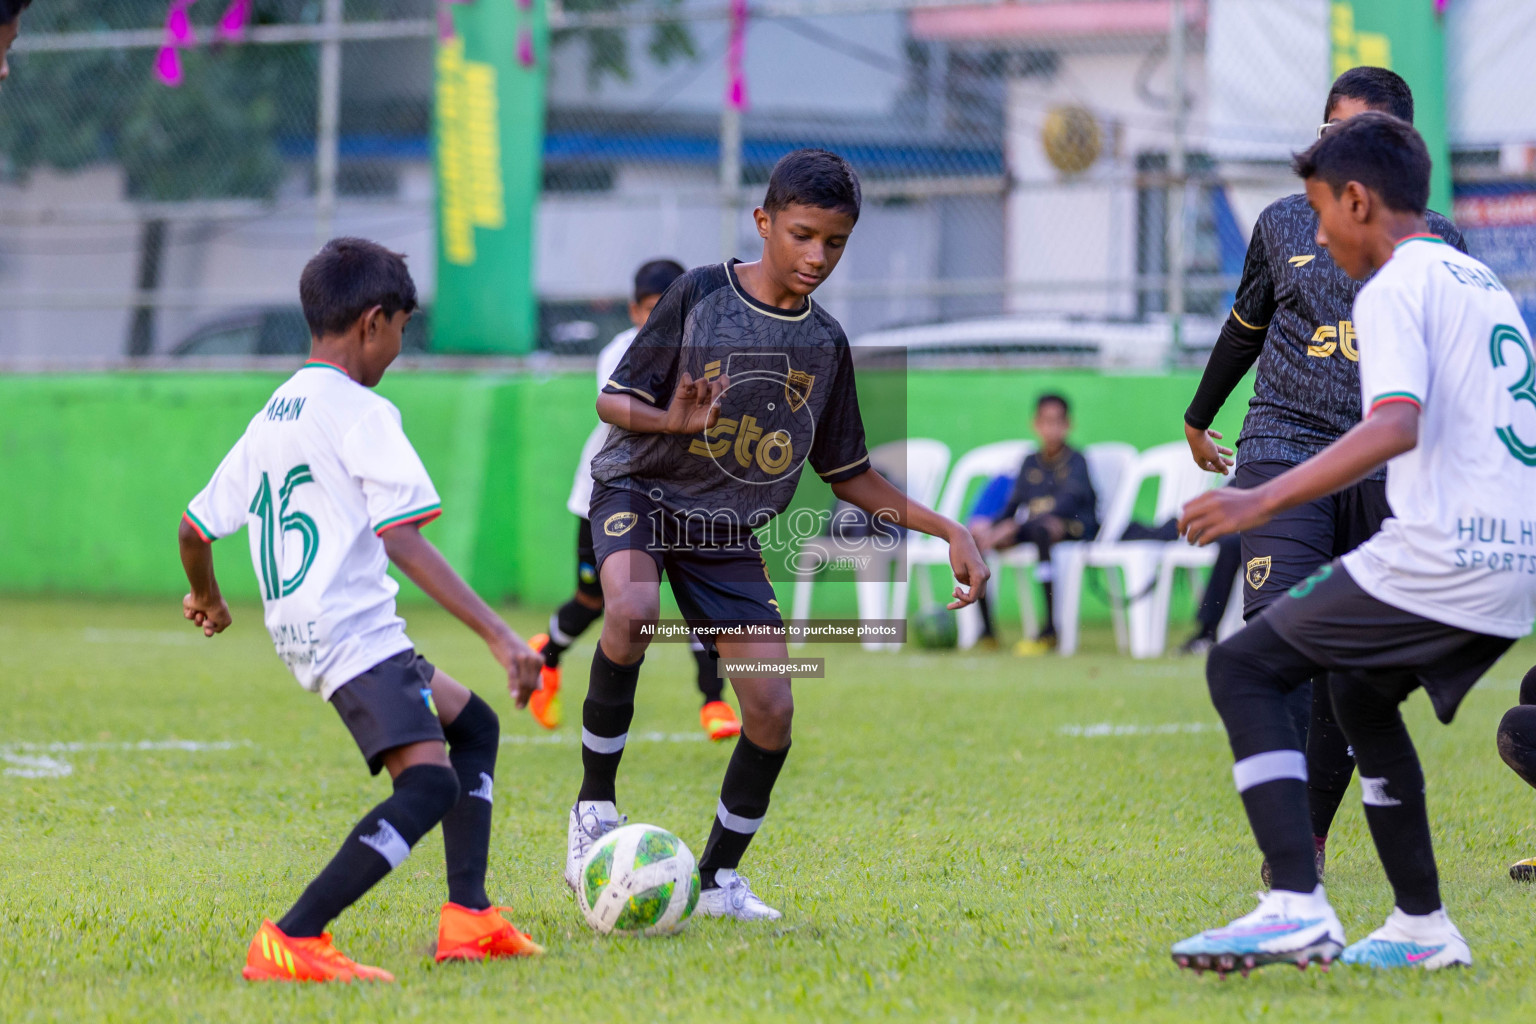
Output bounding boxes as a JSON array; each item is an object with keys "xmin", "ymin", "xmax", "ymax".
[
  {"xmin": 179, "ymin": 239, "xmax": 546, "ymax": 982},
  {"xmin": 1171, "ymin": 114, "xmax": 1536, "ymax": 974}
]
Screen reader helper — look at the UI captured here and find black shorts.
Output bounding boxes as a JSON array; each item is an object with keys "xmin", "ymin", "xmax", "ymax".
[
  {"xmin": 330, "ymin": 650, "xmax": 444, "ymax": 774},
  {"xmin": 1258, "ymin": 561, "xmax": 1514, "ymax": 724},
  {"xmin": 1235, "ymin": 459, "xmax": 1391, "ymax": 618},
  {"xmin": 575, "ymin": 516, "xmax": 603, "ymax": 600},
  {"xmin": 588, "ymin": 484, "xmax": 783, "ymax": 633}
]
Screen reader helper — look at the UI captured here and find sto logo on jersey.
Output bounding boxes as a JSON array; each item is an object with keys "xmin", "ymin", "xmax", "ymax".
[
  {"xmin": 1307, "ymin": 320, "xmax": 1358, "ymax": 362},
  {"xmin": 688, "ymin": 353, "xmax": 817, "ymax": 486}
]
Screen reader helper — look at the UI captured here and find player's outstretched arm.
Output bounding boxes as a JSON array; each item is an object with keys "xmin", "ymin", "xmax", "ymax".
[
  {"xmin": 830, "ymin": 468, "xmax": 990, "ymax": 609},
  {"xmin": 597, "ymin": 373, "xmax": 728, "ymax": 435},
  {"xmin": 179, "ymin": 518, "xmax": 232, "ymax": 637},
  {"xmin": 380, "ymin": 523, "xmax": 543, "ymax": 708},
  {"xmin": 1180, "ymin": 403, "xmax": 1419, "ymax": 545}
]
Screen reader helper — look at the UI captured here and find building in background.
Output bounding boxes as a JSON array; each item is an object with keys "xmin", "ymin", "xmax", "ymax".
[{"xmin": 2, "ymin": 0, "xmax": 1536, "ymax": 360}]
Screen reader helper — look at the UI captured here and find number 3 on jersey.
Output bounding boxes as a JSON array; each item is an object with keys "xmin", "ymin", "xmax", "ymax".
[
  {"xmin": 250, "ymin": 465, "xmax": 320, "ymax": 598},
  {"xmin": 1490, "ymin": 324, "xmax": 1536, "ymax": 466}
]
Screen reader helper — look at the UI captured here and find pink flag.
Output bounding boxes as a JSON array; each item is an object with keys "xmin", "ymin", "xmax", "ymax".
[
  {"xmin": 154, "ymin": 44, "xmax": 184, "ymax": 86},
  {"xmin": 166, "ymin": 0, "xmax": 196, "ymax": 47},
  {"xmin": 726, "ymin": 0, "xmax": 748, "ymax": 111},
  {"xmin": 217, "ymin": 0, "xmax": 251, "ymax": 41},
  {"xmin": 517, "ymin": 27, "xmax": 536, "ymax": 68}
]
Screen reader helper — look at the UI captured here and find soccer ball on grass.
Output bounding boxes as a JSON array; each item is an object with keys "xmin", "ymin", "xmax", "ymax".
[{"xmin": 578, "ymin": 823, "xmax": 700, "ymax": 935}]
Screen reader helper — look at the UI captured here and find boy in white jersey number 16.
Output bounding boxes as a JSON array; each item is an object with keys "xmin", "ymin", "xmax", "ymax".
[
  {"xmin": 1171, "ymin": 114, "xmax": 1536, "ymax": 975},
  {"xmin": 178, "ymin": 238, "xmax": 546, "ymax": 983}
]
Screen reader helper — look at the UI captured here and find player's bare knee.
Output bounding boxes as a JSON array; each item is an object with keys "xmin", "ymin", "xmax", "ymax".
[{"xmin": 739, "ymin": 681, "xmax": 793, "ymax": 743}]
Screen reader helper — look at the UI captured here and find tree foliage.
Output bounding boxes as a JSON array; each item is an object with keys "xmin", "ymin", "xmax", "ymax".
[
  {"xmin": 554, "ymin": 0, "xmax": 696, "ymax": 89},
  {"xmin": 0, "ymin": 0, "xmax": 314, "ymax": 201}
]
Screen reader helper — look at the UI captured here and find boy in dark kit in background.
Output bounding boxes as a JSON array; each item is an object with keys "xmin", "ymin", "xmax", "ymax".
[
  {"xmin": 567, "ymin": 149, "xmax": 990, "ymax": 919},
  {"xmin": 971, "ymin": 394, "xmax": 1097, "ymax": 655}
]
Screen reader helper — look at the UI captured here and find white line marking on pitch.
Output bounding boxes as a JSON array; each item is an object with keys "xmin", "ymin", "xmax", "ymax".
[
  {"xmin": 1058, "ymin": 723, "xmax": 1221, "ymax": 738},
  {"xmin": 0, "ymin": 739, "xmax": 253, "ymax": 778},
  {"xmin": 500, "ymin": 731, "xmax": 706, "ymax": 746}
]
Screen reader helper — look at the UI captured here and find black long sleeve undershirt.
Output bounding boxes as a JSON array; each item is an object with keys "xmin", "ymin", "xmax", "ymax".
[{"xmin": 1183, "ymin": 314, "xmax": 1267, "ymax": 431}]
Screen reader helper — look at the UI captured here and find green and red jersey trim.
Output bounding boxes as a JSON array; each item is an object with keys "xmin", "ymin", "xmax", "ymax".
[
  {"xmin": 182, "ymin": 510, "xmax": 216, "ymax": 543},
  {"xmin": 374, "ymin": 503, "xmax": 442, "ymax": 536},
  {"xmin": 301, "ymin": 359, "xmax": 351, "ymax": 377},
  {"xmin": 1393, "ymin": 233, "xmax": 1446, "ymax": 250},
  {"xmin": 1369, "ymin": 391, "xmax": 1422, "ymax": 414}
]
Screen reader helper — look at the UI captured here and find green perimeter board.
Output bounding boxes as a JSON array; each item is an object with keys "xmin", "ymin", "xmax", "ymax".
[
  {"xmin": 432, "ymin": 0, "xmax": 548, "ymax": 353},
  {"xmin": 0, "ymin": 370, "xmax": 1249, "ymax": 625},
  {"xmin": 1330, "ymin": 0, "xmax": 1451, "ymax": 213}
]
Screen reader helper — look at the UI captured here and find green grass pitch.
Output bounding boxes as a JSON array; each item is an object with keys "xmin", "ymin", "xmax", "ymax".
[{"xmin": 4, "ymin": 596, "xmax": 1536, "ymax": 1022}]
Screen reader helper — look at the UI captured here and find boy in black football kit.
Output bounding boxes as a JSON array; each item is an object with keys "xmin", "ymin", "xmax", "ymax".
[
  {"xmin": 564, "ymin": 149, "xmax": 990, "ymax": 919},
  {"xmin": 971, "ymin": 393, "xmax": 1098, "ymax": 654},
  {"xmin": 1181, "ymin": 68, "xmax": 1466, "ymax": 882}
]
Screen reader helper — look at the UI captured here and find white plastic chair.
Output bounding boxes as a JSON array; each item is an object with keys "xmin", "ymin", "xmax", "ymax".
[
  {"xmin": 789, "ymin": 438, "xmax": 950, "ymax": 650},
  {"xmin": 1053, "ymin": 442, "xmax": 1213, "ymax": 658},
  {"xmin": 1148, "ymin": 461, "xmax": 1229, "ymax": 653},
  {"xmin": 994, "ymin": 441, "xmax": 1137, "ymax": 644},
  {"xmin": 896, "ymin": 440, "xmax": 1033, "ymax": 649}
]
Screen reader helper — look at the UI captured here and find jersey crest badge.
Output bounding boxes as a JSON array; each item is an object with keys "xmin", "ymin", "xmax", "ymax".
[
  {"xmin": 784, "ymin": 369, "xmax": 816, "ymax": 411},
  {"xmin": 604, "ymin": 511, "xmax": 639, "ymax": 537},
  {"xmin": 1246, "ymin": 555, "xmax": 1272, "ymax": 590},
  {"xmin": 1288, "ymin": 255, "xmax": 1316, "ymax": 267}
]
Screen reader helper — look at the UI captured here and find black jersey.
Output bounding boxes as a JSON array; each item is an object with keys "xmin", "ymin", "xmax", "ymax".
[
  {"xmin": 1226, "ymin": 194, "xmax": 1466, "ymax": 475},
  {"xmin": 592, "ymin": 260, "xmax": 871, "ymax": 538}
]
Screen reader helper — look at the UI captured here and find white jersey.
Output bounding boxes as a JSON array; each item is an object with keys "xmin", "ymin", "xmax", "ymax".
[
  {"xmin": 185, "ymin": 361, "xmax": 442, "ymax": 697},
  {"xmin": 1343, "ymin": 233, "xmax": 1536, "ymax": 638},
  {"xmin": 566, "ymin": 327, "xmax": 636, "ymax": 518}
]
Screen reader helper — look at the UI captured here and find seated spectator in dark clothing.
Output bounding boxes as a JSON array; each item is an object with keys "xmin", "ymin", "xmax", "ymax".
[{"xmin": 970, "ymin": 393, "xmax": 1097, "ymax": 655}]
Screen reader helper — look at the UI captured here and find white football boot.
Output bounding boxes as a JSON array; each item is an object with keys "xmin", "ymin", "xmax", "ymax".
[
  {"xmin": 695, "ymin": 869, "xmax": 782, "ymax": 921},
  {"xmin": 564, "ymin": 801, "xmax": 624, "ymax": 892},
  {"xmin": 1171, "ymin": 886, "xmax": 1345, "ymax": 976},
  {"xmin": 1341, "ymin": 907, "xmax": 1472, "ymax": 970}
]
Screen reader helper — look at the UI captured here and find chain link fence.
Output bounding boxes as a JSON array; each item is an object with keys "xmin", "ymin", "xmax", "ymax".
[{"xmin": 3, "ymin": 0, "xmax": 1535, "ymax": 365}]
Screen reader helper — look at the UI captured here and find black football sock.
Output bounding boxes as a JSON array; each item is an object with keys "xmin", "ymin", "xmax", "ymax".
[
  {"xmin": 1038, "ymin": 580, "xmax": 1057, "ymax": 639},
  {"xmin": 578, "ymin": 644, "xmax": 641, "ymax": 804},
  {"xmin": 441, "ymin": 693, "xmax": 499, "ymax": 910},
  {"xmin": 1307, "ymin": 674, "xmax": 1356, "ymax": 840},
  {"xmin": 1195, "ymin": 534, "xmax": 1242, "ymax": 634},
  {"xmin": 693, "ymin": 639, "xmax": 723, "ymax": 705},
  {"xmin": 278, "ymin": 764, "xmax": 460, "ymax": 937},
  {"xmin": 545, "ymin": 600, "xmax": 603, "ymax": 668},
  {"xmin": 1206, "ymin": 623, "xmax": 1322, "ymax": 893},
  {"xmin": 1331, "ymin": 671, "xmax": 1440, "ymax": 915},
  {"xmin": 977, "ymin": 590, "xmax": 995, "ymax": 639},
  {"xmin": 698, "ymin": 732, "xmax": 790, "ymax": 887}
]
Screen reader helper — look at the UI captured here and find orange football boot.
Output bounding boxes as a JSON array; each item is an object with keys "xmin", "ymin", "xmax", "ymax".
[
  {"xmin": 700, "ymin": 700, "xmax": 742, "ymax": 742},
  {"xmin": 435, "ymin": 903, "xmax": 546, "ymax": 962},
  {"xmin": 242, "ymin": 919, "xmax": 394, "ymax": 983},
  {"xmin": 526, "ymin": 633, "xmax": 562, "ymax": 730}
]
